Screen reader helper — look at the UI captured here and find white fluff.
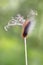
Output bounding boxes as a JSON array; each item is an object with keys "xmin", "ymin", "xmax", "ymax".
[{"xmin": 28, "ymin": 20, "xmax": 36, "ymax": 35}]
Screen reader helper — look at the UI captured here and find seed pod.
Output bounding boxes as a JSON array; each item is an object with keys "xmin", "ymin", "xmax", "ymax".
[{"xmin": 22, "ymin": 19, "xmax": 31, "ymax": 38}]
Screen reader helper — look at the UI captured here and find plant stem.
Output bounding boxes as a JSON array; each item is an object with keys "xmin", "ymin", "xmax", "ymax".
[{"xmin": 24, "ymin": 38, "xmax": 28, "ymax": 65}]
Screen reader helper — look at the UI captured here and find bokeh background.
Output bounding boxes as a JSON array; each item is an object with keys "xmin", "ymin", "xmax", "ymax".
[{"xmin": 0, "ymin": 0, "xmax": 43, "ymax": 65}]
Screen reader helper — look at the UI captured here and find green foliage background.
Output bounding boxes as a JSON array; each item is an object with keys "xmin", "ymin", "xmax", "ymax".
[{"xmin": 0, "ymin": 0, "xmax": 43, "ymax": 65}]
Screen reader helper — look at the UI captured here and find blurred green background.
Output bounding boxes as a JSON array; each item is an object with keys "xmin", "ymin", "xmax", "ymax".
[{"xmin": 0, "ymin": 0, "xmax": 43, "ymax": 65}]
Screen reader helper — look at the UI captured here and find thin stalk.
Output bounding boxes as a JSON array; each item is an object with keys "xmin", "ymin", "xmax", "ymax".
[{"xmin": 24, "ymin": 38, "xmax": 28, "ymax": 65}]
